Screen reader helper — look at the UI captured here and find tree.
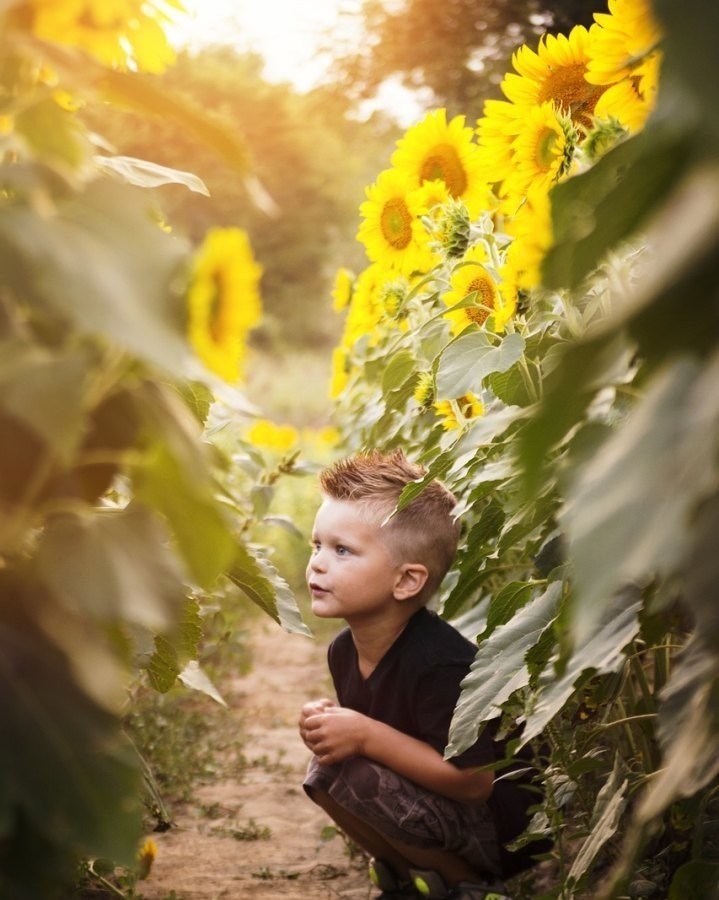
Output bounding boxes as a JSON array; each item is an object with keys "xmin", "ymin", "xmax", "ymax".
[{"xmin": 333, "ymin": 0, "xmax": 603, "ymax": 119}]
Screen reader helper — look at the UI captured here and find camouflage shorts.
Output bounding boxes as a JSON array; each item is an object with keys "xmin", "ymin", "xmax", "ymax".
[{"xmin": 304, "ymin": 755, "xmax": 501, "ymax": 876}]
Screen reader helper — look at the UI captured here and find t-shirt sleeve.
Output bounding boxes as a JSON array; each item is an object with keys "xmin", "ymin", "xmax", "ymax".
[{"xmin": 415, "ymin": 665, "xmax": 495, "ymax": 769}]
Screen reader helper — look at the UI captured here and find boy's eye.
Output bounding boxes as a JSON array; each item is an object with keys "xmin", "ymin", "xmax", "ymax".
[{"xmin": 335, "ymin": 545, "xmax": 350, "ymax": 556}]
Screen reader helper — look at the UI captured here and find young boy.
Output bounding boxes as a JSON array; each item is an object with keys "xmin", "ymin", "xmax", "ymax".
[{"xmin": 299, "ymin": 450, "xmax": 544, "ymax": 900}]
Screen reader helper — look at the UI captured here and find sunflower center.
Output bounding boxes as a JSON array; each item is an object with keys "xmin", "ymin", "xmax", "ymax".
[
  {"xmin": 380, "ymin": 198, "xmax": 413, "ymax": 250},
  {"xmin": 538, "ymin": 65, "xmax": 605, "ymax": 127},
  {"xmin": 420, "ymin": 144, "xmax": 468, "ymax": 197},
  {"xmin": 465, "ymin": 273, "xmax": 497, "ymax": 325},
  {"xmin": 534, "ymin": 127, "xmax": 559, "ymax": 172}
]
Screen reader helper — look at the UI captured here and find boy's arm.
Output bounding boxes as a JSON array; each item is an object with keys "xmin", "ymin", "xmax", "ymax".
[{"xmin": 303, "ymin": 706, "xmax": 493, "ymax": 803}]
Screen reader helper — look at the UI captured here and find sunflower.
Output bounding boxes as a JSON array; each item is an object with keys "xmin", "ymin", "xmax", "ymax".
[
  {"xmin": 28, "ymin": 0, "xmax": 183, "ymax": 73},
  {"xmin": 476, "ymin": 99, "xmax": 525, "ymax": 188},
  {"xmin": 357, "ymin": 169, "xmax": 436, "ymax": 275},
  {"xmin": 330, "ymin": 347, "xmax": 350, "ymax": 398},
  {"xmin": 504, "ymin": 102, "xmax": 576, "ymax": 203},
  {"xmin": 331, "ymin": 267, "xmax": 354, "ymax": 312},
  {"xmin": 245, "ymin": 419, "xmax": 298, "ymax": 452},
  {"xmin": 434, "ymin": 394, "xmax": 484, "ymax": 431},
  {"xmin": 501, "ymin": 26, "xmax": 606, "ymax": 129},
  {"xmin": 341, "ymin": 263, "xmax": 388, "ymax": 348},
  {"xmin": 391, "ymin": 109, "xmax": 490, "ymax": 216},
  {"xmin": 586, "ymin": 0, "xmax": 663, "ymax": 87},
  {"xmin": 442, "ymin": 244, "xmax": 514, "ymax": 334},
  {"xmin": 503, "ymin": 185, "xmax": 553, "ymax": 292},
  {"xmin": 187, "ymin": 227, "xmax": 262, "ymax": 382}
]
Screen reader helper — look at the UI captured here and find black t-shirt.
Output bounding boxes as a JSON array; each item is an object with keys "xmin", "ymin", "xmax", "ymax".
[{"xmin": 328, "ymin": 607, "xmax": 546, "ymax": 873}]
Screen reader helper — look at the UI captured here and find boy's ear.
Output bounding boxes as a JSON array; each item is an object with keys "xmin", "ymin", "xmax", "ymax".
[{"xmin": 393, "ymin": 563, "xmax": 429, "ymax": 601}]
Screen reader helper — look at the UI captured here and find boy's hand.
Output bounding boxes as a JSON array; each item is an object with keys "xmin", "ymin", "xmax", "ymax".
[
  {"xmin": 299, "ymin": 698, "xmax": 336, "ymax": 751},
  {"xmin": 301, "ymin": 706, "xmax": 371, "ymax": 765}
]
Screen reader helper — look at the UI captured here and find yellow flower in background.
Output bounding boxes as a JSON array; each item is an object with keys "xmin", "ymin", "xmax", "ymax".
[
  {"xmin": 476, "ymin": 99, "xmax": 525, "ymax": 188},
  {"xmin": 358, "ymin": 169, "xmax": 436, "ymax": 275},
  {"xmin": 341, "ymin": 263, "xmax": 386, "ymax": 348},
  {"xmin": 246, "ymin": 419, "xmax": 298, "ymax": 452},
  {"xmin": 137, "ymin": 837, "xmax": 157, "ymax": 880},
  {"xmin": 503, "ymin": 186, "xmax": 554, "ymax": 292},
  {"xmin": 330, "ymin": 346, "xmax": 350, "ymax": 398},
  {"xmin": 28, "ymin": 0, "xmax": 184, "ymax": 73},
  {"xmin": 392, "ymin": 109, "xmax": 491, "ymax": 216},
  {"xmin": 414, "ymin": 371, "xmax": 435, "ymax": 408},
  {"xmin": 502, "ymin": 26, "xmax": 606, "ymax": 129},
  {"xmin": 504, "ymin": 103, "xmax": 576, "ymax": 202},
  {"xmin": 331, "ymin": 267, "xmax": 354, "ymax": 312},
  {"xmin": 586, "ymin": 0, "xmax": 662, "ymax": 86},
  {"xmin": 442, "ymin": 243, "xmax": 514, "ymax": 334},
  {"xmin": 434, "ymin": 394, "xmax": 484, "ymax": 431},
  {"xmin": 187, "ymin": 227, "xmax": 262, "ymax": 383}
]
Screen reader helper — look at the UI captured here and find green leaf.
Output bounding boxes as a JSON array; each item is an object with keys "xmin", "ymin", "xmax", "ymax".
[
  {"xmin": 478, "ymin": 581, "xmax": 537, "ymax": 643},
  {"xmin": 562, "ymin": 356, "xmax": 719, "ymax": 644},
  {"xmin": 668, "ymin": 861, "xmax": 719, "ymax": 900},
  {"xmin": 542, "ymin": 127, "xmax": 693, "ymax": 290},
  {"xmin": 15, "ymin": 94, "xmax": 89, "ymax": 170},
  {"xmin": 0, "ymin": 343, "xmax": 88, "ymax": 465},
  {"xmin": 638, "ymin": 636, "xmax": 719, "ymax": 823},
  {"xmin": 568, "ymin": 755, "xmax": 628, "ymax": 885},
  {"xmin": 228, "ymin": 544, "xmax": 311, "ymax": 636},
  {"xmin": 37, "ymin": 505, "xmax": 185, "ymax": 630},
  {"xmin": 488, "ymin": 362, "xmax": 538, "ymax": 408},
  {"xmin": 0, "ymin": 602, "xmax": 141, "ymax": 864},
  {"xmin": 437, "ymin": 332, "xmax": 525, "ymax": 398},
  {"xmin": 521, "ymin": 586, "xmax": 642, "ymax": 746},
  {"xmin": 0, "ymin": 177, "xmax": 191, "ymax": 376},
  {"xmin": 446, "ymin": 582, "xmax": 562, "ymax": 759},
  {"xmin": 179, "ymin": 661, "xmax": 227, "ymax": 707},
  {"xmin": 381, "ymin": 350, "xmax": 417, "ymax": 396},
  {"xmin": 146, "ymin": 599, "xmax": 202, "ymax": 693},
  {"xmin": 94, "ymin": 155, "xmax": 210, "ymax": 195}
]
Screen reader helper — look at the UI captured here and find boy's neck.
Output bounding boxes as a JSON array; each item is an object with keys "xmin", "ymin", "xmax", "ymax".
[{"xmin": 348, "ymin": 605, "xmax": 421, "ymax": 679}]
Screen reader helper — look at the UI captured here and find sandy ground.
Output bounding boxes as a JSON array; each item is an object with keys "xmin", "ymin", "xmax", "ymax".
[{"xmin": 139, "ymin": 617, "xmax": 372, "ymax": 900}]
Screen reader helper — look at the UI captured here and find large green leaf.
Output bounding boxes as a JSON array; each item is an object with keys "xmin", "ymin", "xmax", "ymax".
[
  {"xmin": 0, "ymin": 343, "xmax": 88, "ymax": 465},
  {"xmin": 638, "ymin": 636, "xmax": 719, "ymax": 823},
  {"xmin": 521, "ymin": 587, "xmax": 642, "ymax": 746},
  {"xmin": 568, "ymin": 755, "xmax": 628, "ymax": 886},
  {"xmin": 562, "ymin": 356, "xmax": 719, "ymax": 644},
  {"xmin": 446, "ymin": 582, "xmax": 562, "ymax": 759},
  {"xmin": 542, "ymin": 127, "xmax": 694, "ymax": 291},
  {"xmin": 146, "ymin": 599, "xmax": 202, "ymax": 693},
  {"xmin": 37, "ymin": 505, "xmax": 185, "ymax": 630},
  {"xmin": 0, "ymin": 177, "xmax": 192, "ymax": 376},
  {"xmin": 228, "ymin": 543, "xmax": 311, "ymax": 636},
  {"xmin": 0, "ymin": 599, "xmax": 141, "ymax": 864},
  {"xmin": 437, "ymin": 332, "xmax": 525, "ymax": 398}
]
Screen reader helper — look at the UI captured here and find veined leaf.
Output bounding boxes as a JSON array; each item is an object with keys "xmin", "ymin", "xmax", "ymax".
[
  {"xmin": 381, "ymin": 350, "xmax": 417, "ymax": 396},
  {"xmin": 94, "ymin": 155, "xmax": 210, "ymax": 195},
  {"xmin": 38, "ymin": 505, "xmax": 185, "ymax": 630},
  {"xmin": 228, "ymin": 544, "xmax": 311, "ymax": 636},
  {"xmin": 179, "ymin": 661, "xmax": 227, "ymax": 707},
  {"xmin": 437, "ymin": 332, "xmax": 525, "ymax": 398},
  {"xmin": 568, "ymin": 754, "xmax": 628, "ymax": 885},
  {"xmin": 146, "ymin": 599, "xmax": 202, "ymax": 693},
  {"xmin": 446, "ymin": 582, "xmax": 562, "ymax": 759},
  {"xmin": 0, "ymin": 602, "xmax": 141, "ymax": 864},
  {"xmin": 478, "ymin": 581, "xmax": 538, "ymax": 643},
  {"xmin": 521, "ymin": 586, "xmax": 642, "ymax": 746}
]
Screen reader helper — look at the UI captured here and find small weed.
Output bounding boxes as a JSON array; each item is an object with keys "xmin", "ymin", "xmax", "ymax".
[{"xmin": 210, "ymin": 819, "xmax": 272, "ymax": 841}]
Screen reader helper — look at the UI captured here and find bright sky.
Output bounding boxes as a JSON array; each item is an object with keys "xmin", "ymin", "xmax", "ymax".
[
  {"xmin": 171, "ymin": 0, "xmax": 427, "ymax": 124},
  {"xmin": 173, "ymin": 0, "xmax": 361, "ymax": 91}
]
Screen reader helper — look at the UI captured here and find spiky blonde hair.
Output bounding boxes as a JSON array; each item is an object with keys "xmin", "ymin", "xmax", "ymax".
[{"xmin": 319, "ymin": 449, "xmax": 460, "ymax": 604}]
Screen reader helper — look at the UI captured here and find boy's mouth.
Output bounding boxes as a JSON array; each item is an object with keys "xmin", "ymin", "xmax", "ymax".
[{"xmin": 308, "ymin": 582, "xmax": 328, "ymax": 595}]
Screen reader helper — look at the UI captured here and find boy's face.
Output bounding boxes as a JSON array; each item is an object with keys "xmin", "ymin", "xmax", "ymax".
[{"xmin": 307, "ymin": 498, "xmax": 405, "ymax": 624}]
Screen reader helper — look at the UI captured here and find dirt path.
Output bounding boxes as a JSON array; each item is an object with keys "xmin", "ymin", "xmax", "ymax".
[{"xmin": 140, "ymin": 617, "xmax": 372, "ymax": 900}]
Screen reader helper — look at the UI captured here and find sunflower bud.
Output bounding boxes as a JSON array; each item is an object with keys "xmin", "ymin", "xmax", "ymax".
[{"xmin": 414, "ymin": 371, "xmax": 435, "ymax": 408}]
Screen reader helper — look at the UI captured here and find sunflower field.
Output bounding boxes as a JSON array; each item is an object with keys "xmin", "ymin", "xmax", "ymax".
[
  {"xmin": 0, "ymin": 2, "xmax": 310, "ymax": 896},
  {"xmin": 329, "ymin": 0, "xmax": 719, "ymax": 895}
]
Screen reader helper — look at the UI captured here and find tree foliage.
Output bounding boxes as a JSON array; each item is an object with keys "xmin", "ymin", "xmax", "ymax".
[{"xmin": 334, "ymin": 0, "xmax": 602, "ymax": 118}]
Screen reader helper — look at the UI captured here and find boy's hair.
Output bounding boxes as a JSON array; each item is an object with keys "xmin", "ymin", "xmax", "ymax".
[{"xmin": 319, "ymin": 449, "xmax": 460, "ymax": 604}]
